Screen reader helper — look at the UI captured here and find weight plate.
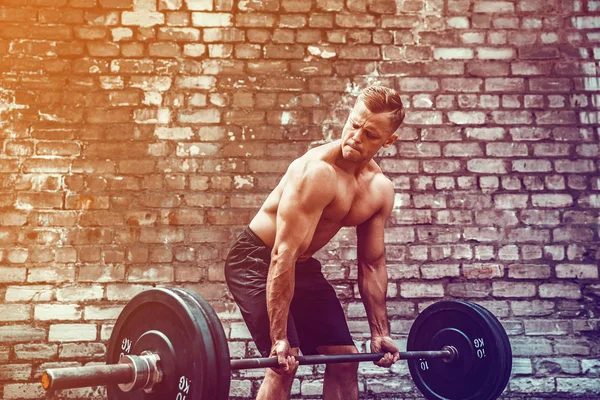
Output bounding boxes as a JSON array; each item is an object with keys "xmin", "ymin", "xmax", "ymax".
[
  {"xmin": 161, "ymin": 288, "xmax": 219, "ymax": 400},
  {"xmin": 407, "ymin": 300, "xmax": 507, "ymax": 400},
  {"xmin": 168, "ymin": 288, "xmax": 231, "ymax": 400},
  {"xmin": 459, "ymin": 302, "xmax": 506, "ymax": 399},
  {"xmin": 470, "ymin": 302, "xmax": 512, "ymax": 399},
  {"xmin": 106, "ymin": 288, "xmax": 209, "ymax": 400}
]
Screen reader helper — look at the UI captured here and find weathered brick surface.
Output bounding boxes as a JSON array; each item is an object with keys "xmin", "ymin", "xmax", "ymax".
[{"xmin": 1, "ymin": 0, "xmax": 599, "ymax": 398}]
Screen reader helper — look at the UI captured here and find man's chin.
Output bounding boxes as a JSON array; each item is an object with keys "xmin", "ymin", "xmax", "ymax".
[{"xmin": 342, "ymin": 150, "xmax": 362, "ymax": 162}]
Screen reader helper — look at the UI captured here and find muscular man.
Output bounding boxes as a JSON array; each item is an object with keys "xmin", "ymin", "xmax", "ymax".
[{"xmin": 224, "ymin": 86, "xmax": 405, "ymax": 400}]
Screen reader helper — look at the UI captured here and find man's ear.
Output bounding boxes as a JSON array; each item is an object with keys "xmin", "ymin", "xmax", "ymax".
[{"xmin": 383, "ymin": 134, "xmax": 398, "ymax": 148}]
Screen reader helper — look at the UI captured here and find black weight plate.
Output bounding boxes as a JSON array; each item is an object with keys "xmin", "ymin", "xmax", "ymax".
[
  {"xmin": 407, "ymin": 300, "xmax": 505, "ymax": 400},
  {"xmin": 169, "ymin": 288, "xmax": 231, "ymax": 400},
  {"xmin": 461, "ymin": 302, "xmax": 506, "ymax": 399},
  {"xmin": 106, "ymin": 288, "xmax": 209, "ymax": 400},
  {"xmin": 470, "ymin": 302, "xmax": 512, "ymax": 399},
  {"xmin": 161, "ymin": 288, "xmax": 218, "ymax": 400}
]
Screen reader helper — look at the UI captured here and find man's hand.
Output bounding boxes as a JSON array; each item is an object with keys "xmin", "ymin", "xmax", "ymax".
[
  {"xmin": 370, "ymin": 336, "xmax": 400, "ymax": 368},
  {"xmin": 269, "ymin": 339, "xmax": 299, "ymax": 374}
]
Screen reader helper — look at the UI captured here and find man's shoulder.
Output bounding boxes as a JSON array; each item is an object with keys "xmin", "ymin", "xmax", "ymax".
[
  {"xmin": 368, "ymin": 162, "xmax": 394, "ymax": 192},
  {"xmin": 289, "ymin": 145, "xmax": 337, "ymax": 177},
  {"xmin": 285, "ymin": 158, "xmax": 337, "ymax": 199}
]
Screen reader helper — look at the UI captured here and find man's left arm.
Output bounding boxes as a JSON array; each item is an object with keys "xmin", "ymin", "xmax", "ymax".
[{"xmin": 356, "ymin": 177, "xmax": 399, "ymax": 367}]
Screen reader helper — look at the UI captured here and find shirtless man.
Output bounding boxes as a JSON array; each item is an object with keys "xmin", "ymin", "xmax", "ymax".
[{"xmin": 224, "ymin": 86, "xmax": 405, "ymax": 400}]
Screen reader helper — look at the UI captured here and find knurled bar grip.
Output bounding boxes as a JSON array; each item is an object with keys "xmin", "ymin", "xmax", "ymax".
[
  {"xmin": 42, "ymin": 363, "xmax": 133, "ymax": 391},
  {"xmin": 230, "ymin": 348, "xmax": 455, "ymax": 370}
]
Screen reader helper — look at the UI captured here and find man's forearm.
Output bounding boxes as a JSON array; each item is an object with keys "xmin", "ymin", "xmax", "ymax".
[
  {"xmin": 266, "ymin": 253, "xmax": 296, "ymax": 342},
  {"xmin": 358, "ymin": 262, "xmax": 390, "ymax": 337}
]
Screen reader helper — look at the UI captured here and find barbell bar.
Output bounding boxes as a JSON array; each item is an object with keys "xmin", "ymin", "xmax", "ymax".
[
  {"xmin": 43, "ymin": 346, "xmax": 458, "ymax": 391},
  {"xmin": 41, "ymin": 287, "xmax": 512, "ymax": 400}
]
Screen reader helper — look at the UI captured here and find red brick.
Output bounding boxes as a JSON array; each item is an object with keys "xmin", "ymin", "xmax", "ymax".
[
  {"xmin": 463, "ymin": 263, "xmax": 504, "ymax": 279},
  {"xmin": 485, "ymin": 78, "xmax": 525, "ymax": 92},
  {"xmin": 74, "ymin": 26, "xmax": 107, "ymax": 40},
  {"xmin": 335, "ymin": 14, "xmax": 376, "ymax": 28},
  {"xmin": 338, "ymin": 45, "xmax": 380, "ymax": 60},
  {"xmin": 279, "ymin": 14, "xmax": 306, "ymax": 29},
  {"xmin": 419, "ymin": 31, "xmax": 456, "ymax": 46},
  {"xmin": 128, "ymin": 265, "xmax": 174, "ymax": 283},
  {"xmin": 535, "ymin": 111, "xmax": 578, "ymax": 125},
  {"xmin": 512, "ymin": 159, "xmax": 552, "ymax": 173},
  {"xmin": 508, "ymin": 227, "xmax": 551, "ymax": 243},
  {"xmin": 160, "ymin": 209, "xmax": 205, "ymax": 225},
  {"xmin": 508, "ymin": 263, "xmax": 552, "ymax": 279},
  {"xmin": 398, "ymin": 77, "xmax": 439, "ymax": 92},
  {"xmin": 281, "ymin": 0, "xmax": 311, "ymax": 11},
  {"xmin": 203, "ymin": 27, "xmax": 244, "ymax": 42},
  {"xmin": 207, "ymin": 209, "xmax": 254, "ymax": 225},
  {"xmin": 556, "ymin": 264, "xmax": 598, "ymax": 279},
  {"xmin": 263, "ymin": 44, "xmax": 304, "ymax": 59},
  {"xmin": 17, "ymin": 193, "xmax": 63, "ymax": 209},
  {"xmin": 58, "ymin": 342, "xmax": 105, "ymax": 359},
  {"xmin": 553, "ymin": 227, "xmax": 595, "ymax": 243},
  {"xmin": 149, "ymin": 42, "xmax": 181, "ymax": 57},
  {"xmin": 400, "ymin": 282, "xmax": 444, "ymax": 298},
  {"xmin": 235, "ymin": 12, "xmax": 276, "ymax": 27},
  {"xmin": 79, "ymin": 211, "xmax": 124, "ymax": 227},
  {"xmin": 539, "ymin": 283, "xmax": 582, "ymax": 299},
  {"xmin": 492, "ymin": 282, "xmax": 536, "ymax": 297},
  {"xmin": 139, "ymin": 227, "xmax": 184, "ymax": 243},
  {"xmin": 36, "ymin": 142, "xmax": 81, "ymax": 156},
  {"xmin": 518, "ymin": 210, "xmax": 560, "ymax": 227},
  {"xmin": 440, "ymin": 78, "xmax": 483, "ymax": 92},
  {"xmin": 555, "ymin": 159, "xmax": 596, "ymax": 173},
  {"xmin": 492, "ymin": 111, "xmax": 533, "ymax": 125},
  {"xmin": 99, "ymin": 0, "xmax": 132, "ymax": 6},
  {"xmin": 0, "ymin": 7, "xmax": 38, "ymax": 21},
  {"xmin": 519, "ymin": 46, "xmax": 560, "ymax": 59},
  {"xmin": 444, "ymin": 143, "xmax": 484, "ymax": 157}
]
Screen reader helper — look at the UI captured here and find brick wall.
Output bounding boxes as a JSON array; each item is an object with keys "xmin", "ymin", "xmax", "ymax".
[{"xmin": 0, "ymin": 0, "xmax": 599, "ymax": 398}]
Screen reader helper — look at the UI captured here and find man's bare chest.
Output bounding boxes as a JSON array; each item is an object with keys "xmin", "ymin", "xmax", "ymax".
[{"xmin": 322, "ymin": 189, "xmax": 380, "ymax": 227}]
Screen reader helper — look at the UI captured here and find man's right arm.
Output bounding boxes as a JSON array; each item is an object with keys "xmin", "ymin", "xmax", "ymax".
[{"xmin": 267, "ymin": 160, "xmax": 336, "ymax": 367}]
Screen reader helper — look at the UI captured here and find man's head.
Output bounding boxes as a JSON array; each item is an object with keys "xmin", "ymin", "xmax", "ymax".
[{"xmin": 341, "ymin": 86, "xmax": 405, "ymax": 162}]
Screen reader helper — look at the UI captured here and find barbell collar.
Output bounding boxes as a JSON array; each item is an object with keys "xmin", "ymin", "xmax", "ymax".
[
  {"xmin": 117, "ymin": 352, "xmax": 163, "ymax": 393},
  {"xmin": 230, "ymin": 348, "xmax": 455, "ymax": 370}
]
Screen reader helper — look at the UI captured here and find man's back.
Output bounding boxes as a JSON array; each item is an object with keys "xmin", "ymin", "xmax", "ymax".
[{"xmin": 248, "ymin": 139, "xmax": 393, "ymax": 261}]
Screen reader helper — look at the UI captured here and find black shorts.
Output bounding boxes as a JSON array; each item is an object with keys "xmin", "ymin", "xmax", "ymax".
[{"xmin": 224, "ymin": 227, "xmax": 355, "ymax": 357}]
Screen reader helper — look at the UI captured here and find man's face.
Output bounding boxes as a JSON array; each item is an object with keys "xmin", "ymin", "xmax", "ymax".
[{"xmin": 341, "ymin": 100, "xmax": 398, "ymax": 162}]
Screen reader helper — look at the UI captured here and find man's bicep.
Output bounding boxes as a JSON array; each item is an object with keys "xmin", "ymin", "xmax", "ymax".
[
  {"xmin": 358, "ymin": 179, "xmax": 394, "ymax": 263},
  {"xmin": 357, "ymin": 212, "xmax": 387, "ymax": 263}
]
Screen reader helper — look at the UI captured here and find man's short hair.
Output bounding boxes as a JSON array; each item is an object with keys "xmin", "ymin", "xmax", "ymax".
[{"xmin": 357, "ymin": 86, "xmax": 405, "ymax": 134}]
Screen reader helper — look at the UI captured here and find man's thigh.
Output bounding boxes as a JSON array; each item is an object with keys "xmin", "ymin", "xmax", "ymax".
[
  {"xmin": 291, "ymin": 261, "xmax": 355, "ymax": 356},
  {"xmin": 225, "ymin": 229, "xmax": 300, "ymax": 357}
]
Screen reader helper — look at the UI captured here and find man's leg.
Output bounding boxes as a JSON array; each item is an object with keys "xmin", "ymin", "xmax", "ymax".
[
  {"xmin": 257, "ymin": 347, "xmax": 300, "ymax": 400},
  {"xmin": 225, "ymin": 227, "xmax": 302, "ymax": 400},
  {"xmin": 317, "ymin": 345, "xmax": 359, "ymax": 400},
  {"xmin": 290, "ymin": 259, "xmax": 359, "ymax": 400}
]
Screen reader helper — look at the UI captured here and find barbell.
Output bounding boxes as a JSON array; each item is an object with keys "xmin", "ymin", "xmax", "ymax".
[{"xmin": 42, "ymin": 287, "xmax": 512, "ymax": 399}]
